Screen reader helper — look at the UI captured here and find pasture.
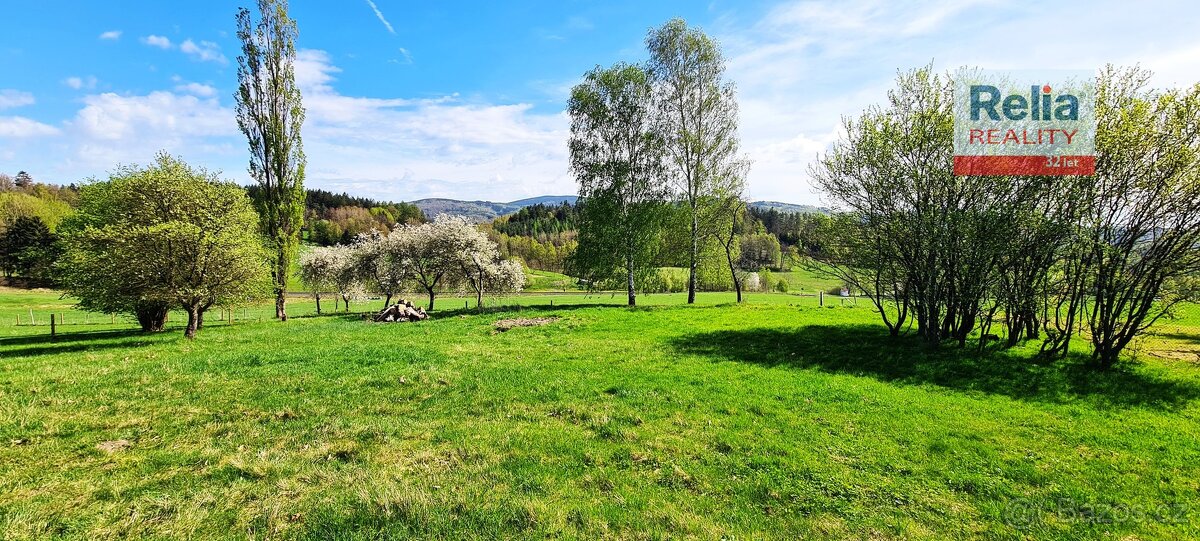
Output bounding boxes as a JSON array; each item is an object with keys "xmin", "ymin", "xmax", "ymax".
[{"xmin": 1, "ymin": 287, "xmax": 1198, "ymax": 539}]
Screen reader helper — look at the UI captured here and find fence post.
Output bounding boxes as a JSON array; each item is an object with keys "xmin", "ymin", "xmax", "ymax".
[
  {"xmin": 29, "ymin": 309, "xmax": 35, "ymax": 325},
  {"xmin": 50, "ymin": 314, "xmax": 56, "ymax": 340},
  {"xmin": 819, "ymin": 291, "xmax": 824, "ymax": 307}
]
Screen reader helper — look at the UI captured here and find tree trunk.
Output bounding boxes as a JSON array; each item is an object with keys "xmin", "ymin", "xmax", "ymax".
[
  {"xmin": 342, "ymin": 295, "xmax": 351, "ymax": 312},
  {"xmin": 427, "ymin": 289, "xmax": 436, "ymax": 311},
  {"xmin": 383, "ymin": 293, "xmax": 392, "ymax": 310},
  {"xmin": 184, "ymin": 304, "xmax": 200, "ymax": 339},
  {"xmin": 135, "ymin": 301, "xmax": 169, "ymax": 332},
  {"xmin": 477, "ymin": 287, "xmax": 484, "ymax": 309},
  {"xmin": 723, "ymin": 236, "xmax": 741, "ymax": 303},
  {"xmin": 687, "ymin": 211, "xmax": 698, "ymax": 304},
  {"xmin": 275, "ymin": 290, "xmax": 287, "ymax": 321},
  {"xmin": 197, "ymin": 300, "xmax": 213, "ymax": 329},
  {"xmin": 315, "ymin": 293, "xmax": 322, "ymax": 315},
  {"xmin": 626, "ymin": 258, "xmax": 636, "ymax": 307}
]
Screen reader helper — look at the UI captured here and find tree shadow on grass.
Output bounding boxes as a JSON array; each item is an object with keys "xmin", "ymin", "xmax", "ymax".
[
  {"xmin": 1148, "ymin": 331, "xmax": 1200, "ymax": 346},
  {"xmin": 428, "ymin": 302, "xmax": 630, "ymax": 320},
  {"xmin": 0, "ymin": 328, "xmax": 164, "ymax": 359},
  {"xmin": 669, "ymin": 324, "xmax": 1200, "ymax": 411}
]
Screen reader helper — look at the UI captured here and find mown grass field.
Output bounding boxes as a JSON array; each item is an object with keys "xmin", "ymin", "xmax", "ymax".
[{"xmin": 1, "ymin": 287, "xmax": 1199, "ymax": 539}]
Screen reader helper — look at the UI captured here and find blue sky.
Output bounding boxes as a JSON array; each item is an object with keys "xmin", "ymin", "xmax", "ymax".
[{"xmin": 2, "ymin": 1, "xmax": 1198, "ymax": 204}]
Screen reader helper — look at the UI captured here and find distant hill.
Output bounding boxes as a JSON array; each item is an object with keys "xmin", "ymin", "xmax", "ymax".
[
  {"xmin": 410, "ymin": 198, "xmax": 518, "ymax": 222},
  {"xmin": 749, "ymin": 201, "xmax": 829, "ymax": 214},
  {"xmin": 413, "ymin": 195, "xmax": 822, "ymax": 222},
  {"xmin": 413, "ymin": 195, "xmax": 577, "ymax": 222},
  {"xmin": 508, "ymin": 195, "xmax": 577, "ymax": 207}
]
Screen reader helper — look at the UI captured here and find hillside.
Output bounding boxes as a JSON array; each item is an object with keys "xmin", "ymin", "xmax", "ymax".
[
  {"xmin": 749, "ymin": 200, "xmax": 829, "ymax": 214},
  {"xmin": 412, "ymin": 196, "xmax": 576, "ymax": 222},
  {"xmin": 414, "ymin": 195, "xmax": 820, "ymax": 222},
  {"xmin": 410, "ymin": 198, "xmax": 518, "ymax": 222},
  {"xmin": 507, "ymin": 195, "xmax": 577, "ymax": 207}
]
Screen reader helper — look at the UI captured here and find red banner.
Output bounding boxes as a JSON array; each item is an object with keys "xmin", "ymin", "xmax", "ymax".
[{"xmin": 953, "ymin": 155, "xmax": 1095, "ymax": 176}]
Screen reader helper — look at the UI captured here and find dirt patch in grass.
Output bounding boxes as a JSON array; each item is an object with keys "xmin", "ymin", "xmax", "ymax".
[
  {"xmin": 96, "ymin": 439, "xmax": 131, "ymax": 453},
  {"xmin": 493, "ymin": 317, "xmax": 560, "ymax": 332}
]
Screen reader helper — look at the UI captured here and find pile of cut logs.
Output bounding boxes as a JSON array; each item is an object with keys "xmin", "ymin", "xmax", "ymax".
[{"xmin": 373, "ymin": 300, "xmax": 428, "ymax": 322}]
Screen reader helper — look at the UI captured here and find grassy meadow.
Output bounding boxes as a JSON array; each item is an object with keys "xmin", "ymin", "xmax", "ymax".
[{"xmin": 1, "ymin": 286, "xmax": 1199, "ymax": 539}]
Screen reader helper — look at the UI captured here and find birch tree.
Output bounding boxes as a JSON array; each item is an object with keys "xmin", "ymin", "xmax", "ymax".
[
  {"xmin": 647, "ymin": 18, "xmax": 746, "ymax": 304},
  {"xmin": 567, "ymin": 62, "xmax": 670, "ymax": 306}
]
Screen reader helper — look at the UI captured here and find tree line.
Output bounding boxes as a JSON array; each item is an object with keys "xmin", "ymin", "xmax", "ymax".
[{"xmin": 810, "ymin": 65, "xmax": 1200, "ymax": 369}]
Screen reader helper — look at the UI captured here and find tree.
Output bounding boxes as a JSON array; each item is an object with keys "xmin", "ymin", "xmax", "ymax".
[
  {"xmin": 0, "ymin": 215, "xmax": 58, "ymax": 281},
  {"xmin": 58, "ymin": 153, "xmax": 271, "ymax": 338},
  {"xmin": 352, "ymin": 230, "xmax": 408, "ymax": 308},
  {"xmin": 393, "ymin": 216, "xmax": 474, "ymax": 311},
  {"xmin": 810, "ymin": 67, "xmax": 1017, "ymax": 344},
  {"xmin": 0, "ymin": 174, "xmax": 13, "ymax": 191},
  {"xmin": 14, "ymin": 171, "xmax": 32, "ymax": 189},
  {"xmin": 327, "ymin": 244, "xmax": 365, "ymax": 311},
  {"xmin": 567, "ymin": 62, "xmax": 670, "ymax": 306},
  {"xmin": 1078, "ymin": 67, "xmax": 1200, "ymax": 369},
  {"xmin": 647, "ymin": 18, "xmax": 746, "ymax": 304},
  {"xmin": 236, "ymin": 0, "xmax": 306, "ymax": 321},
  {"xmin": 715, "ymin": 199, "xmax": 749, "ymax": 302},
  {"xmin": 299, "ymin": 247, "xmax": 338, "ymax": 314},
  {"xmin": 455, "ymin": 221, "xmax": 524, "ymax": 307}
]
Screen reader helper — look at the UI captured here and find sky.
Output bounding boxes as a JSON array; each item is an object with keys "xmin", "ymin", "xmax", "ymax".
[{"xmin": 1, "ymin": 0, "xmax": 1199, "ymax": 205}]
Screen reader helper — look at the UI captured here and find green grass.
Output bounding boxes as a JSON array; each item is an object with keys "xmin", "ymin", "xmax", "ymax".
[
  {"xmin": 1, "ymin": 287, "xmax": 1199, "ymax": 539},
  {"xmin": 522, "ymin": 269, "xmax": 580, "ymax": 292}
]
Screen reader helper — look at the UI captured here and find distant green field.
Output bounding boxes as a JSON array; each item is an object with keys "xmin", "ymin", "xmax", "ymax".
[
  {"xmin": 2, "ymin": 287, "xmax": 1199, "ymax": 539},
  {"xmin": 523, "ymin": 268, "xmax": 579, "ymax": 291}
]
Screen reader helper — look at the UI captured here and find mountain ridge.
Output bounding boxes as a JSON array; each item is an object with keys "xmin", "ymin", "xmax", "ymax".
[{"xmin": 411, "ymin": 195, "xmax": 824, "ymax": 222}]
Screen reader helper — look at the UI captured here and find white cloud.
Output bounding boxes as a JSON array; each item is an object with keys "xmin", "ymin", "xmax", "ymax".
[
  {"xmin": 63, "ymin": 76, "xmax": 98, "ymax": 90},
  {"xmin": 1, "ymin": 48, "xmax": 566, "ymax": 198},
  {"xmin": 292, "ymin": 49, "xmax": 570, "ymax": 201},
  {"xmin": 66, "ymin": 91, "xmax": 237, "ymax": 167},
  {"xmin": 142, "ymin": 35, "xmax": 172, "ymax": 49},
  {"xmin": 365, "ymin": 0, "xmax": 396, "ymax": 34},
  {"xmin": 718, "ymin": 0, "xmax": 1200, "ymax": 204},
  {"xmin": 0, "ymin": 89, "xmax": 35, "ymax": 109},
  {"xmin": 180, "ymin": 39, "xmax": 227, "ymax": 64},
  {"xmin": 395, "ymin": 47, "xmax": 413, "ymax": 65},
  {"xmin": 0, "ymin": 116, "xmax": 60, "ymax": 138},
  {"xmin": 99, "ymin": 30, "xmax": 122, "ymax": 40},
  {"xmin": 174, "ymin": 82, "xmax": 218, "ymax": 97}
]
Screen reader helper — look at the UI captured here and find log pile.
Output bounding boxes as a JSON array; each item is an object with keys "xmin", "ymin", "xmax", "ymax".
[{"xmin": 373, "ymin": 300, "xmax": 428, "ymax": 322}]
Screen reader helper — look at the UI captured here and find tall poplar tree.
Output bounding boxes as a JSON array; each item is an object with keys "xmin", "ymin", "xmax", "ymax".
[{"xmin": 235, "ymin": 0, "xmax": 306, "ymax": 321}]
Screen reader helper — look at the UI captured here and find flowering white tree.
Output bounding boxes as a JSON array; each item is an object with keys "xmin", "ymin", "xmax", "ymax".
[
  {"xmin": 392, "ymin": 216, "xmax": 473, "ymax": 310},
  {"xmin": 299, "ymin": 247, "xmax": 338, "ymax": 314},
  {"xmin": 457, "ymin": 225, "xmax": 526, "ymax": 307},
  {"xmin": 326, "ymin": 215, "xmax": 525, "ymax": 313},
  {"xmin": 329, "ymin": 245, "xmax": 367, "ymax": 312},
  {"xmin": 352, "ymin": 230, "xmax": 409, "ymax": 308}
]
